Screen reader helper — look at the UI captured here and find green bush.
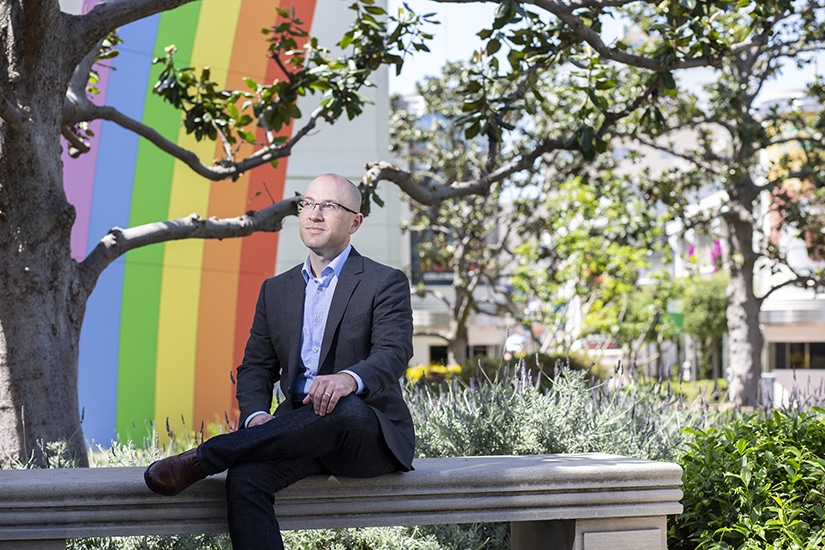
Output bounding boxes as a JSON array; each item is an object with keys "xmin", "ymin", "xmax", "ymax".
[{"xmin": 669, "ymin": 408, "xmax": 825, "ymax": 550}]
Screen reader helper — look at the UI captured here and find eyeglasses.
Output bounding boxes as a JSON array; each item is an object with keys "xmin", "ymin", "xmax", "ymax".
[{"xmin": 297, "ymin": 199, "xmax": 359, "ymax": 215}]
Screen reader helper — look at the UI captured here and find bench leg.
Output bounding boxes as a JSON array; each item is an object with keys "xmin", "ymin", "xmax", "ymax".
[{"xmin": 511, "ymin": 519, "xmax": 575, "ymax": 550}]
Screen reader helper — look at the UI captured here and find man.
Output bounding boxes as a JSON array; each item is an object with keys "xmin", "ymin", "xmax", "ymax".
[{"xmin": 144, "ymin": 173, "xmax": 415, "ymax": 550}]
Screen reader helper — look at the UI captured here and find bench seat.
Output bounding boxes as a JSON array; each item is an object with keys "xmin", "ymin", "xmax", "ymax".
[{"xmin": 0, "ymin": 453, "xmax": 683, "ymax": 550}]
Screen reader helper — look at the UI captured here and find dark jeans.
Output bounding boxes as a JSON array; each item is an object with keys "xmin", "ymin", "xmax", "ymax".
[{"xmin": 197, "ymin": 395, "xmax": 399, "ymax": 550}]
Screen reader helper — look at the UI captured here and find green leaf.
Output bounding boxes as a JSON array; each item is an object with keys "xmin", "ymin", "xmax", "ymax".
[
  {"xmin": 578, "ymin": 125, "xmax": 594, "ymax": 152},
  {"xmin": 464, "ymin": 121, "xmax": 481, "ymax": 140},
  {"xmin": 487, "ymin": 38, "xmax": 502, "ymax": 56}
]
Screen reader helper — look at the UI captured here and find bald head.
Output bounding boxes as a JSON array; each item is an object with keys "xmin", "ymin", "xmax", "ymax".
[{"xmin": 306, "ymin": 173, "xmax": 361, "ymax": 214}]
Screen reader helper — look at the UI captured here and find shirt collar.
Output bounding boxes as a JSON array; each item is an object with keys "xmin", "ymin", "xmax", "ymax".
[{"xmin": 301, "ymin": 244, "xmax": 353, "ymax": 282}]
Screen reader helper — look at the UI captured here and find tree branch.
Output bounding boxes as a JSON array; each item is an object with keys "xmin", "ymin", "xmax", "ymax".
[
  {"xmin": 61, "ymin": 125, "xmax": 90, "ymax": 156},
  {"xmin": 411, "ymin": 328, "xmax": 450, "ymax": 342},
  {"xmin": 616, "ymin": 131, "xmax": 724, "ymax": 175},
  {"xmin": 0, "ymin": 92, "xmax": 28, "ymax": 127},
  {"xmin": 83, "ymin": 103, "xmax": 328, "ymax": 181},
  {"xmin": 364, "ymin": 134, "xmax": 568, "ymax": 207},
  {"xmin": 532, "ymin": 0, "xmax": 729, "ymax": 71},
  {"xmin": 78, "ymin": 196, "xmax": 299, "ymax": 295},
  {"xmin": 63, "ymin": 0, "xmax": 196, "ymax": 69}
]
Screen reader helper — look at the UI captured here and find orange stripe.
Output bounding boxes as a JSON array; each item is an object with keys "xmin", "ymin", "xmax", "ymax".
[{"xmin": 193, "ymin": 0, "xmax": 283, "ymax": 434}]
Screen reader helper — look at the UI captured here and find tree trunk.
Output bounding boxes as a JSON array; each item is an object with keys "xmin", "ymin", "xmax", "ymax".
[
  {"xmin": 711, "ymin": 336, "xmax": 721, "ymax": 381},
  {"xmin": 0, "ymin": 2, "xmax": 89, "ymax": 466},
  {"xmin": 447, "ymin": 321, "xmax": 468, "ymax": 366},
  {"xmin": 725, "ymin": 213, "xmax": 763, "ymax": 406}
]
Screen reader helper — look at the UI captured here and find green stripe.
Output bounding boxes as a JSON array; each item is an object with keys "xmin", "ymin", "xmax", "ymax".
[{"xmin": 117, "ymin": 3, "xmax": 202, "ymax": 443}]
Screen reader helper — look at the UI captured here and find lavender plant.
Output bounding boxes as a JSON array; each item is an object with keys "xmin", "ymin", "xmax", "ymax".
[{"xmin": 407, "ymin": 361, "xmax": 713, "ymax": 462}]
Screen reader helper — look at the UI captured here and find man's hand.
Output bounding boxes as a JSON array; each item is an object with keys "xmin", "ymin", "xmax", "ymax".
[
  {"xmin": 304, "ymin": 372, "xmax": 358, "ymax": 416},
  {"xmin": 247, "ymin": 413, "xmax": 275, "ymax": 428}
]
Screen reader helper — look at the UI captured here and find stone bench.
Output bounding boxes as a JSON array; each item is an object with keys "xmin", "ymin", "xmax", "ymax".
[{"xmin": 0, "ymin": 453, "xmax": 683, "ymax": 550}]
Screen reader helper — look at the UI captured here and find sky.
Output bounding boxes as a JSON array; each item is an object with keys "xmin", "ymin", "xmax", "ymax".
[{"xmin": 386, "ymin": 0, "xmax": 497, "ymax": 95}]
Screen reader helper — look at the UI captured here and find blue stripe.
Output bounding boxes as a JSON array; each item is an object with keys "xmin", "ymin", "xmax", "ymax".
[{"xmin": 77, "ymin": 15, "xmax": 160, "ymax": 447}]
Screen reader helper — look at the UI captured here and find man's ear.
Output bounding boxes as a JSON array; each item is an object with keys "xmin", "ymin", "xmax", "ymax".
[{"xmin": 349, "ymin": 213, "xmax": 364, "ymax": 234}]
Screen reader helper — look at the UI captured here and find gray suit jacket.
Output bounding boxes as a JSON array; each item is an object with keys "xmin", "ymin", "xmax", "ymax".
[{"xmin": 235, "ymin": 248, "xmax": 415, "ymax": 470}]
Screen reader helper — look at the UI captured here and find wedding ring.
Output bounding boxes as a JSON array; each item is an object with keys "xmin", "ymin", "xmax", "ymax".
[{"xmin": 324, "ymin": 392, "xmax": 332, "ymax": 397}]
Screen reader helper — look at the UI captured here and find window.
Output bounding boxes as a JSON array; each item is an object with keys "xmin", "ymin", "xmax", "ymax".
[
  {"xmin": 772, "ymin": 342, "xmax": 825, "ymax": 370},
  {"xmin": 429, "ymin": 346, "xmax": 448, "ymax": 365}
]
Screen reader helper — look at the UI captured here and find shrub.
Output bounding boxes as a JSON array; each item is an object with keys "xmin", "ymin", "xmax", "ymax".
[
  {"xmin": 407, "ymin": 361, "xmax": 712, "ymax": 462},
  {"xmin": 669, "ymin": 408, "xmax": 825, "ymax": 550}
]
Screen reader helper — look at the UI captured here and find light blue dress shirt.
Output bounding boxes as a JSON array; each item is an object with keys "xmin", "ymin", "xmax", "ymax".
[{"xmin": 294, "ymin": 245, "xmax": 364, "ymax": 397}]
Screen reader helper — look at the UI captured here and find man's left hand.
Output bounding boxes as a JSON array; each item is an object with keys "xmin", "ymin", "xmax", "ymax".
[{"xmin": 304, "ymin": 372, "xmax": 358, "ymax": 416}]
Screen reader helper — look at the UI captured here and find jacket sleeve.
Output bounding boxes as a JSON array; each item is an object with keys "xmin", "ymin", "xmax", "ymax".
[
  {"xmin": 345, "ymin": 267, "xmax": 414, "ymax": 397},
  {"xmin": 235, "ymin": 279, "xmax": 280, "ymax": 427}
]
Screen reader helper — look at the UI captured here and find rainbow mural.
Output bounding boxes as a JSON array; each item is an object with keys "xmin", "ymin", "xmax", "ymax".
[{"xmin": 65, "ymin": 0, "xmax": 318, "ymax": 446}]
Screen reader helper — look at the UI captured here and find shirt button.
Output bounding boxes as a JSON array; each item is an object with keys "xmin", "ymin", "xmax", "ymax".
[
  {"xmin": 313, "ymin": 347, "xmax": 319, "ymax": 353},
  {"xmin": 315, "ymin": 317, "xmax": 320, "ymax": 323}
]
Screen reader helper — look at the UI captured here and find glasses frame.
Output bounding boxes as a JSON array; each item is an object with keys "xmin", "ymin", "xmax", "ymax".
[{"xmin": 297, "ymin": 199, "xmax": 359, "ymax": 215}]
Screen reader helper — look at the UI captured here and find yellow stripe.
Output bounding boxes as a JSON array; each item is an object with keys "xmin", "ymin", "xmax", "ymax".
[{"xmin": 155, "ymin": 0, "xmax": 244, "ymax": 441}]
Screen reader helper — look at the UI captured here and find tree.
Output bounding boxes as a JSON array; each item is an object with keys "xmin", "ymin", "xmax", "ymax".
[
  {"xmin": 368, "ymin": 0, "xmax": 825, "ymax": 406},
  {"xmin": 0, "ymin": 0, "xmax": 433, "ymax": 466},
  {"xmin": 0, "ymin": 0, "xmax": 800, "ymax": 466},
  {"xmin": 391, "ymin": 62, "xmax": 530, "ymax": 366},
  {"xmin": 612, "ymin": 3, "xmax": 825, "ymax": 403},
  {"xmin": 508, "ymin": 162, "xmax": 670, "ymax": 362}
]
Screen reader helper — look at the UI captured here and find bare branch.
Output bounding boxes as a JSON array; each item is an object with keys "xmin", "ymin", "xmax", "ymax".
[
  {"xmin": 616, "ymin": 131, "xmax": 725, "ymax": 175},
  {"xmin": 79, "ymin": 196, "xmax": 299, "ymax": 293},
  {"xmin": 61, "ymin": 126, "xmax": 90, "ymax": 156},
  {"xmin": 757, "ymin": 256, "xmax": 825, "ymax": 304},
  {"xmin": 364, "ymin": 136, "xmax": 566, "ymax": 206},
  {"xmin": 411, "ymin": 328, "xmax": 450, "ymax": 341},
  {"xmin": 84, "ymin": 103, "xmax": 328, "ymax": 181},
  {"xmin": 0, "ymin": 92, "xmax": 28, "ymax": 127}
]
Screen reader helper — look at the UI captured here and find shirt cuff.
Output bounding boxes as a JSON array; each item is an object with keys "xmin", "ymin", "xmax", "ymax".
[
  {"xmin": 341, "ymin": 369, "xmax": 364, "ymax": 394},
  {"xmin": 244, "ymin": 410, "xmax": 269, "ymax": 428}
]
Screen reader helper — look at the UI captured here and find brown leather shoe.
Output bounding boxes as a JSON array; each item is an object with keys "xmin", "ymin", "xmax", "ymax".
[{"xmin": 144, "ymin": 448, "xmax": 207, "ymax": 496}]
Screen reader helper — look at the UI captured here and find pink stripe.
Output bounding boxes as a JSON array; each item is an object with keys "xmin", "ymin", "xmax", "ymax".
[{"xmin": 64, "ymin": 0, "xmax": 110, "ymax": 260}]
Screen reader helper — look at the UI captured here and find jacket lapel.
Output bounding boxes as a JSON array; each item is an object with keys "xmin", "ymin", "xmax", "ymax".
[
  {"xmin": 284, "ymin": 266, "xmax": 308, "ymax": 384},
  {"xmin": 318, "ymin": 250, "xmax": 364, "ymax": 373}
]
